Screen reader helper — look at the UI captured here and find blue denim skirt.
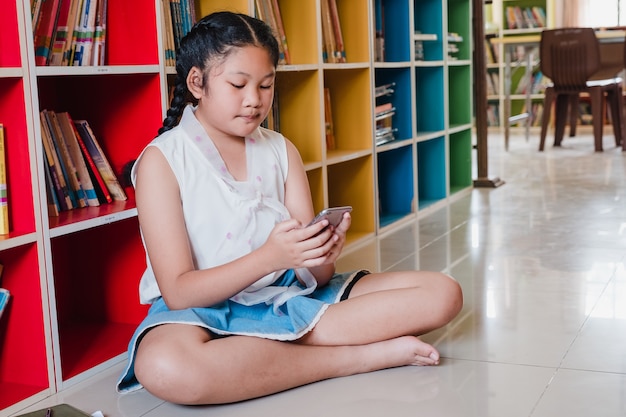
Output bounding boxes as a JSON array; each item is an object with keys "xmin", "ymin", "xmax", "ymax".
[{"xmin": 117, "ymin": 269, "xmax": 368, "ymax": 393}]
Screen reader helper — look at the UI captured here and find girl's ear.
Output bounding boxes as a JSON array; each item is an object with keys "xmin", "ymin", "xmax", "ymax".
[{"xmin": 187, "ymin": 67, "xmax": 204, "ymax": 99}]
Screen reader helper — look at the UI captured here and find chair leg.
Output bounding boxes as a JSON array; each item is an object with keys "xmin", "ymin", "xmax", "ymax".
[
  {"xmin": 539, "ymin": 87, "xmax": 555, "ymax": 151},
  {"xmin": 554, "ymin": 94, "xmax": 570, "ymax": 146},
  {"xmin": 607, "ymin": 84, "xmax": 624, "ymax": 147},
  {"xmin": 589, "ymin": 87, "xmax": 604, "ymax": 151},
  {"xmin": 568, "ymin": 94, "xmax": 579, "ymax": 137}
]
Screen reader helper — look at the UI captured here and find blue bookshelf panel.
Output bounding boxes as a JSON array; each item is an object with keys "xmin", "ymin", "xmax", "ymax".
[
  {"xmin": 377, "ymin": 146, "xmax": 415, "ymax": 227},
  {"xmin": 376, "ymin": 0, "xmax": 411, "ymax": 62},
  {"xmin": 449, "ymin": 129, "xmax": 472, "ymax": 194},
  {"xmin": 415, "ymin": 66, "xmax": 444, "ymax": 133},
  {"xmin": 375, "ymin": 68, "xmax": 412, "ymax": 142},
  {"xmin": 417, "ymin": 137, "xmax": 446, "ymax": 208},
  {"xmin": 414, "ymin": 0, "xmax": 444, "ymax": 61},
  {"xmin": 448, "ymin": 65, "xmax": 472, "ymax": 127}
]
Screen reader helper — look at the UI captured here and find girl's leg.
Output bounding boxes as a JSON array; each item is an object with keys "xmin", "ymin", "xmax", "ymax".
[
  {"xmin": 134, "ymin": 324, "xmax": 438, "ymax": 405},
  {"xmin": 300, "ymin": 270, "xmax": 463, "ymax": 346},
  {"xmin": 134, "ymin": 270, "xmax": 462, "ymax": 405}
]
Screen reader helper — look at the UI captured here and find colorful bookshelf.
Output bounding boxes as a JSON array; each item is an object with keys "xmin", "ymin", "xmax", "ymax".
[{"xmin": 0, "ymin": 0, "xmax": 473, "ymax": 412}]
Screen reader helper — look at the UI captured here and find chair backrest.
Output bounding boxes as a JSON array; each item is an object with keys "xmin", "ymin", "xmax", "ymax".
[{"xmin": 540, "ymin": 28, "xmax": 601, "ymax": 92}]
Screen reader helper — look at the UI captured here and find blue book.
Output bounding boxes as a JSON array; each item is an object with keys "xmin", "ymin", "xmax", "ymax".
[{"xmin": 0, "ymin": 288, "xmax": 10, "ymax": 320}]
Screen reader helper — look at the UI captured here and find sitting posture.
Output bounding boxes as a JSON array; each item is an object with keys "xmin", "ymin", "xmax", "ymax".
[{"xmin": 117, "ymin": 11, "xmax": 463, "ymax": 405}]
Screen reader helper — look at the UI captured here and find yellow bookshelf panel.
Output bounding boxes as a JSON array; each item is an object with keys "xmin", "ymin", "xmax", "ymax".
[
  {"xmin": 306, "ymin": 167, "xmax": 325, "ymax": 214},
  {"xmin": 278, "ymin": 0, "xmax": 318, "ymax": 65},
  {"xmin": 195, "ymin": 0, "xmax": 249, "ymax": 16},
  {"xmin": 335, "ymin": 0, "xmax": 370, "ymax": 63},
  {"xmin": 276, "ymin": 70, "xmax": 322, "ymax": 165}
]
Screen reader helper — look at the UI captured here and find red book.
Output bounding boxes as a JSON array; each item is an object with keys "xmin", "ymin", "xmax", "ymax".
[
  {"xmin": 33, "ymin": 0, "xmax": 62, "ymax": 65},
  {"xmin": 70, "ymin": 117, "xmax": 113, "ymax": 204}
]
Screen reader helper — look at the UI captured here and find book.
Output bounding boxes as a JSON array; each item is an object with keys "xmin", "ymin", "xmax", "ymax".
[
  {"xmin": 42, "ymin": 110, "xmax": 83, "ymax": 208},
  {"xmin": 33, "ymin": 0, "xmax": 62, "ymax": 65},
  {"xmin": 92, "ymin": 0, "xmax": 108, "ymax": 65},
  {"xmin": 73, "ymin": 119, "xmax": 127, "ymax": 201},
  {"xmin": 71, "ymin": 119, "xmax": 112, "ymax": 204},
  {"xmin": 61, "ymin": 0, "xmax": 83, "ymax": 66},
  {"xmin": 270, "ymin": 0, "xmax": 290, "ymax": 64},
  {"xmin": 0, "ymin": 288, "xmax": 9, "ymax": 321},
  {"xmin": 323, "ymin": 88, "xmax": 335, "ymax": 150},
  {"xmin": 40, "ymin": 112, "xmax": 72, "ymax": 211},
  {"xmin": 15, "ymin": 403, "xmax": 91, "ymax": 417},
  {"xmin": 162, "ymin": 0, "xmax": 176, "ymax": 66},
  {"xmin": 327, "ymin": 0, "xmax": 346, "ymax": 63},
  {"xmin": 320, "ymin": 0, "xmax": 336, "ymax": 63},
  {"xmin": 0, "ymin": 124, "xmax": 8, "ymax": 234},
  {"xmin": 43, "ymin": 156, "xmax": 61, "ymax": 216},
  {"xmin": 49, "ymin": 0, "xmax": 75, "ymax": 65},
  {"xmin": 374, "ymin": 0, "xmax": 384, "ymax": 62},
  {"xmin": 48, "ymin": 111, "xmax": 88, "ymax": 207},
  {"xmin": 73, "ymin": 0, "xmax": 98, "ymax": 66},
  {"xmin": 56, "ymin": 112, "xmax": 100, "ymax": 206},
  {"xmin": 255, "ymin": 0, "xmax": 287, "ymax": 65}
]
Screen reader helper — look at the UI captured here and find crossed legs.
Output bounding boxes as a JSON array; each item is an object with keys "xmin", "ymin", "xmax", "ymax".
[{"xmin": 133, "ymin": 270, "xmax": 463, "ymax": 405}]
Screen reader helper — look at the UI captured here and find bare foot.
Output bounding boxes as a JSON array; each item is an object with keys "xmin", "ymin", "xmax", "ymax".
[{"xmin": 391, "ymin": 335, "xmax": 440, "ymax": 366}]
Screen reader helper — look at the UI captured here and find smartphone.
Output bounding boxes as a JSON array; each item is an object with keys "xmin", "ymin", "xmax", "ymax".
[{"xmin": 307, "ymin": 206, "xmax": 352, "ymax": 228}]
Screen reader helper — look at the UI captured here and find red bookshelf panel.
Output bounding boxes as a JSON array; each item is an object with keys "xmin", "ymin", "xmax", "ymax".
[
  {"xmin": 106, "ymin": 0, "xmax": 159, "ymax": 65},
  {"xmin": 0, "ymin": 78, "xmax": 36, "ymax": 235},
  {"xmin": 0, "ymin": 244, "xmax": 49, "ymax": 408},
  {"xmin": 51, "ymin": 218, "xmax": 148, "ymax": 380},
  {"xmin": 0, "ymin": 0, "xmax": 22, "ymax": 67},
  {"xmin": 37, "ymin": 73, "xmax": 162, "ymax": 175}
]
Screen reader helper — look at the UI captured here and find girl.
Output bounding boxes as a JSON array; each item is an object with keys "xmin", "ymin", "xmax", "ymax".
[{"xmin": 117, "ymin": 11, "xmax": 463, "ymax": 405}]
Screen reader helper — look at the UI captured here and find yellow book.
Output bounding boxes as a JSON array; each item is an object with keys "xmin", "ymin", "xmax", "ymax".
[{"xmin": 0, "ymin": 124, "xmax": 9, "ymax": 234}]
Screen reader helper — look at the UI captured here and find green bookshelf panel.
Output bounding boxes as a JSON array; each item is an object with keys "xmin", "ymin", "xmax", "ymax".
[
  {"xmin": 417, "ymin": 137, "xmax": 446, "ymax": 208},
  {"xmin": 448, "ymin": 0, "xmax": 471, "ymax": 60},
  {"xmin": 377, "ymin": 146, "xmax": 415, "ymax": 228},
  {"xmin": 449, "ymin": 129, "xmax": 472, "ymax": 193},
  {"xmin": 415, "ymin": 66, "xmax": 445, "ymax": 134},
  {"xmin": 448, "ymin": 65, "xmax": 472, "ymax": 127}
]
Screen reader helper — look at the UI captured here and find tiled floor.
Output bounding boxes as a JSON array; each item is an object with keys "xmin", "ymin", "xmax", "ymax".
[{"xmin": 11, "ymin": 131, "xmax": 626, "ymax": 416}]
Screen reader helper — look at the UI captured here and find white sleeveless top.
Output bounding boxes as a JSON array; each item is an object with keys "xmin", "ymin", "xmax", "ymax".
[{"xmin": 132, "ymin": 105, "xmax": 317, "ymax": 306}]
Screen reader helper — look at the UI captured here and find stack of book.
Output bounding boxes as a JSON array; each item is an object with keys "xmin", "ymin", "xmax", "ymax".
[
  {"xmin": 255, "ymin": 0, "xmax": 290, "ymax": 65},
  {"xmin": 39, "ymin": 110, "xmax": 127, "ymax": 217},
  {"xmin": 414, "ymin": 32, "xmax": 437, "ymax": 61},
  {"xmin": 505, "ymin": 6, "xmax": 546, "ymax": 30},
  {"xmin": 161, "ymin": 0, "xmax": 197, "ymax": 66},
  {"xmin": 32, "ymin": 0, "xmax": 108, "ymax": 66},
  {"xmin": 320, "ymin": 0, "xmax": 346, "ymax": 63},
  {"xmin": 374, "ymin": 83, "xmax": 397, "ymax": 146},
  {"xmin": 447, "ymin": 32, "xmax": 463, "ymax": 60}
]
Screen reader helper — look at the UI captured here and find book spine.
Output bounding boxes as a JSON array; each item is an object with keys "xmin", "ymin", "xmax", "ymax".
[
  {"xmin": 78, "ymin": 121, "xmax": 127, "ymax": 201},
  {"xmin": 0, "ymin": 125, "xmax": 8, "ymax": 234},
  {"xmin": 270, "ymin": 0, "xmax": 290, "ymax": 65},
  {"xmin": 40, "ymin": 115, "xmax": 71, "ymax": 211},
  {"xmin": 73, "ymin": 121, "xmax": 113, "ymax": 204}
]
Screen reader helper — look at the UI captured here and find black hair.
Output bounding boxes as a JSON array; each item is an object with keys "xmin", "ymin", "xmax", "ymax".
[{"xmin": 158, "ymin": 11, "xmax": 280, "ymax": 136}]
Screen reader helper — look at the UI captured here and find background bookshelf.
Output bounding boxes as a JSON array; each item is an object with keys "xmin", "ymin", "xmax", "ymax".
[
  {"xmin": 0, "ymin": 0, "xmax": 472, "ymax": 413},
  {"xmin": 484, "ymin": 0, "xmax": 555, "ymax": 129}
]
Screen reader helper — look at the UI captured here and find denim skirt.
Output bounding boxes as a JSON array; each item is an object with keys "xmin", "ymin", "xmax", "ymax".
[{"xmin": 117, "ymin": 269, "xmax": 369, "ymax": 393}]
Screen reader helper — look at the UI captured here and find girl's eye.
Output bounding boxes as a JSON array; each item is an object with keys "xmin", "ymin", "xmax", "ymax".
[
  {"xmin": 260, "ymin": 84, "xmax": 273, "ymax": 90},
  {"xmin": 231, "ymin": 83, "xmax": 245, "ymax": 89}
]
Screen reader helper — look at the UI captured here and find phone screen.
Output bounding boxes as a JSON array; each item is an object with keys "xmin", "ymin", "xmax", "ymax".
[{"xmin": 307, "ymin": 206, "xmax": 352, "ymax": 228}]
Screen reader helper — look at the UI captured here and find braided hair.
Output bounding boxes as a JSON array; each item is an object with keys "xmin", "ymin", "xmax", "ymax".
[{"xmin": 158, "ymin": 11, "xmax": 280, "ymax": 136}]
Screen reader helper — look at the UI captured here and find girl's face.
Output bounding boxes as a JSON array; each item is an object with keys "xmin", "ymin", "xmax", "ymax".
[{"xmin": 197, "ymin": 45, "xmax": 276, "ymax": 141}]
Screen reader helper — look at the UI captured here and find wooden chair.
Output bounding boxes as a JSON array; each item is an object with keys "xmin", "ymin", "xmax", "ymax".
[{"xmin": 539, "ymin": 28, "xmax": 624, "ymax": 152}]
